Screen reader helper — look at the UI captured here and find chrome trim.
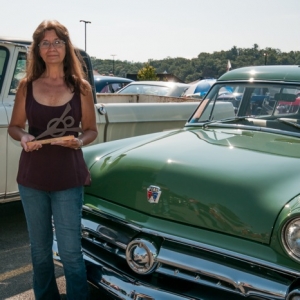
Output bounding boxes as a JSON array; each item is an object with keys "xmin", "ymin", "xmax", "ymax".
[
  {"xmin": 126, "ymin": 238, "xmax": 159, "ymax": 274},
  {"xmin": 156, "ymin": 245, "xmax": 287, "ymax": 299},
  {"xmin": 0, "ymin": 192, "xmax": 20, "ymax": 203},
  {"xmin": 78, "ymin": 208, "xmax": 298, "ymax": 299},
  {"xmin": 82, "ymin": 205, "xmax": 300, "ymax": 277},
  {"xmin": 281, "ymin": 217, "xmax": 300, "ymax": 263},
  {"xmin": 53, "ymin": 239, "xmax": 300, "ymax": 300},
  {"xmin": 53, "ymin": 241, "xmax": 195, "ymax": 300},
  {"xmin": 287, "ymin": 290, "xmax": 300, "ymax": 300}
]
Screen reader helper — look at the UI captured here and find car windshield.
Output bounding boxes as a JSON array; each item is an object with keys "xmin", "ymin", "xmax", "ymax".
[
  {"xmin": 188, "ymin": 82, "xmax": 300, "ymax": 134},
  {"xmin": 118, "ymin": 84, "xmax": 170, "ymax": 96}
]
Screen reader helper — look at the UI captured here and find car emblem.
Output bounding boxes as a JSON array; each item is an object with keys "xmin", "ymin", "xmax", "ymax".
[
  {"xmin": 147, "ymin": 185, "xmax": 161, "ymax": 203},
  {"xmin": 126, "ymin": 238, "xmax": 159, "ymax": 274}
]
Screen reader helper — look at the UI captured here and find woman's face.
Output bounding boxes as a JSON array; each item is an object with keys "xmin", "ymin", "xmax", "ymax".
[{"xmin": 38, "ymin": 29, "xmax": 66, "ymax": 66}]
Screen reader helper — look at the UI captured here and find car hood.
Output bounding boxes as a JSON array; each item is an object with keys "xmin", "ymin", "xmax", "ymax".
[{"xmin": 85, "ymin": 128, "xmax": 300, "ymax": 244}]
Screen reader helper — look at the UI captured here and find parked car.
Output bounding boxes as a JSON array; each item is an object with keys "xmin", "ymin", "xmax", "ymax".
[
  {"xmin": 53, "ymin": 65, "xmax": 300, "ymax": 299},
  {"xmin": 183, "ymin": 78, "xmax": 216, "ymax": 99},
  {"xmin": 276, "ymin": 94, "xmax": 300, "ymax": 114},
  {"xmin": 117, "ymin": 81, "xmax": 190, "ymax": 97},
  {"xmin": 94, "ymin": 75, "xmax": 133, "ymax": 93}
]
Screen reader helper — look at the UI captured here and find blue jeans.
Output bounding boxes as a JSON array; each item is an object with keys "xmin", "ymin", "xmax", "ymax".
[{"xmin": 19, "ymin": 185, "xmax": 88, "ymax": 300}]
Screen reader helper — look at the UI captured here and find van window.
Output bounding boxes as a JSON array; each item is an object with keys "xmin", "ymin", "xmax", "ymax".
[
  {"xmin": 9, "ymin": 52, "xmax": 26, "ymax": 95},
  {"xmin": 0, "ymin": 47, "xmax": 9, "ymax": 95}
]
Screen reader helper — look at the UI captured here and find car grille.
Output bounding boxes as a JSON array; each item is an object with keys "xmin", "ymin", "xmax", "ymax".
[{"xmin": 81, "ymin": 206, "xmax": 297, "ymax": 300}]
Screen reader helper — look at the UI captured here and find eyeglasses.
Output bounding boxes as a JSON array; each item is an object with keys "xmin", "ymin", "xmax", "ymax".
[{"xmin": 38, "ymin": 40, "xmax": 65, "ymax": 49}]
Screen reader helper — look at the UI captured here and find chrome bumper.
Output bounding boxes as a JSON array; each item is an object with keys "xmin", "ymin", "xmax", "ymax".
[
  {"xmin": 53, "ymin": 240, "xmax": 253, "ymax": 300},
  {"xmin": 53, "ymin": 241, "xmax": 195, "ymax": 300},
  {"xmin": 53, "ymin": 207, "xmax": 300, "ymax": 300}
]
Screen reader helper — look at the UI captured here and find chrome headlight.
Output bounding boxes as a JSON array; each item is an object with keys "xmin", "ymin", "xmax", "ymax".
[{"xmin": 282, "ymin": 218, "xmax": 300, "ymax": 261}]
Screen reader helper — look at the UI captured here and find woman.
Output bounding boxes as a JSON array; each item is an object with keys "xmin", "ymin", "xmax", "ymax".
[{"xmin": 8, "ymin": 20, "xmax": 98, "ymax": 300}]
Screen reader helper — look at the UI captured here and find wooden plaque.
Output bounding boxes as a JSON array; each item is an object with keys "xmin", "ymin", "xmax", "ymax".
[{"xmin": 27, "ymin": 135, "xmax": 75, "ymax": 146}]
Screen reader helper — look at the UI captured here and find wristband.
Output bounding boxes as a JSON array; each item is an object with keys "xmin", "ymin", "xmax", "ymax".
[
  {"xmin": 78, "ymin": 138, "xmax": 84, "ymax": 147},
  {"xmin": 75, "ymin": 138, "xmax": 83, "ymax": 150}
]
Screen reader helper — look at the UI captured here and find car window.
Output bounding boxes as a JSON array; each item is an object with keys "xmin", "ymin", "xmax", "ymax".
[
  {"xmin": 144, "ymin": 86, "xmax": 169, "ymax": 96},
  {"xmin": 119, "ymin": 84, "xmax": 170, "ymax": 96},
  {"xmin": 99, "ymin": 82, "xmax": 130, "ymax": 93},
  {"xmin": 0, "ymin": 47, "xmax": 9, "ymax": 94},
  {"xmin": 190, "ymin": 83, "xmax": 300, "ymax": 123},
  {"xmin": 9, "ymin": 52, "xmax": 26, "ymax": 95}
]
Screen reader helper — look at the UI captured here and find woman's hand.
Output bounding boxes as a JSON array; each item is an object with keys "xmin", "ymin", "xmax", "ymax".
[
  {"xmin": 51, "ymin": 137, "xmax": 83, "ymax": 150},
  {"xmin": 21, "ymin": 135, "xmax": 42, "ymax": 152}
]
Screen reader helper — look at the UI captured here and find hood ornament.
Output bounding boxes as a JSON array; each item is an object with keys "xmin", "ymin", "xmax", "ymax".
[{"xmin": 147, "ymin": 185, "xmax": 161, "ymax": 203}]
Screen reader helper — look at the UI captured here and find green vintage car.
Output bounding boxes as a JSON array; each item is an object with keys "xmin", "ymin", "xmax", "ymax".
[{"xmin": 54, "ymin": 65, "xmax": 300, "ymax": 300}]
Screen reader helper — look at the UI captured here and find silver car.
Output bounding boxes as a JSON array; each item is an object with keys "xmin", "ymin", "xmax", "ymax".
[{"xmin": 117, "ymin": 81, "xmax": 190, "ymax": 97}]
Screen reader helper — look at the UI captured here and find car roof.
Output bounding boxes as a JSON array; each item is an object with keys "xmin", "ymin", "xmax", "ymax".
[
  {"xmin": 218, "ymin": 65, "xmax": 300, "ymax": 82},
  {"xmin": 126, "ymin": 81, "xmax": 189, "ymax": 87},
  {"xmin": 117, "ymin": 80, "xmax": 190, "ymax": 97},
  {"xmin": 0, "ymin": 36, "xmax": 31, "ymax": 48},
  {"xmin": 0, "ymin": 36, "xmax": 87, "ymax": 53},
  {"xmin": 0, "ymin": 36, "xmax": 31, "ymax": 43},
  {"xmin": 94, "ymin": 75, "xmax": 133, "ymax": 83}
]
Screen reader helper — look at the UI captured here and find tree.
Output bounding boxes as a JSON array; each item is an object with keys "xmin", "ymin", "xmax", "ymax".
[
  {"xmin": 137, "ymin": 63, "xmax": 159, "ymax": 81},
  {"xmin": 91, "ymin": 45, "xmax": 300, "ymax": 83}
]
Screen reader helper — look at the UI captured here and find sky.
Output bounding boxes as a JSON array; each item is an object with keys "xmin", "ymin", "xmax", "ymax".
[{"xmin": 1, "ymin": 0, "xmax": 300, "ymax": 63}]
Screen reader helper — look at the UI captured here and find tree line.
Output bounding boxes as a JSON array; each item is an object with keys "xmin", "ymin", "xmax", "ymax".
[{"xmin": 90, "ymin": 44, "xmax": 300, "ymax": 83}]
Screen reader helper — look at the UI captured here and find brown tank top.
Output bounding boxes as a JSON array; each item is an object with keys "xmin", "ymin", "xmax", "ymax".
[{"xmin": 17, "ymin": 82, "xmax": 90, "ymax": 191}]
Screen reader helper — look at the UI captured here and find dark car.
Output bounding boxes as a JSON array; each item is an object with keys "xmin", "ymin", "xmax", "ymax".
[
  {"xmin": 54, "ymin": 65, "xmax": 300, "ymax": 299},
  {"xmin": 94, "ymin": 75, "xmax": 133, "ymax": 93},
  {"xmin": 117, "ymin": 81, "xmax": 190, "ymax": 97}
]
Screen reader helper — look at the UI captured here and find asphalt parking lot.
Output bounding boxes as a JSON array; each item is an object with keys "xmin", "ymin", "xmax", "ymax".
[{"xmin": 0, "ymin": 201, "xmax": 111, "ymax": 300}]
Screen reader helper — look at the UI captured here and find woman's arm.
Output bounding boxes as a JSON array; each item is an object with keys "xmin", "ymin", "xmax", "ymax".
[
  {"xmin": 77, "ymin": 80, "xmax": 98, "ymax": 146},
  {"xmin": 8, "ymin": 79, "xmax": 40, "ymax": 152}
]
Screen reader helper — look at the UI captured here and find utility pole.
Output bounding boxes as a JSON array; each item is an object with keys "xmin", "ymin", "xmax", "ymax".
[
  {"xmin": 111, "ymin": 54, "xmax": 116, "ymax": 75},
  {"xmin": 80, "ymin": 20, "xmax": 91, "ymax": 52},
  {"xmin": 264, "ymin": 53, "xmax": 268, "ymax": 65}
]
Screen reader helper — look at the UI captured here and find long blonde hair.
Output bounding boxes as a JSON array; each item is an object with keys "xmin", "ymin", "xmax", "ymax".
[{"xmin": 26, "ymin": 20, "xmax": 89, "ymax": 94}]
